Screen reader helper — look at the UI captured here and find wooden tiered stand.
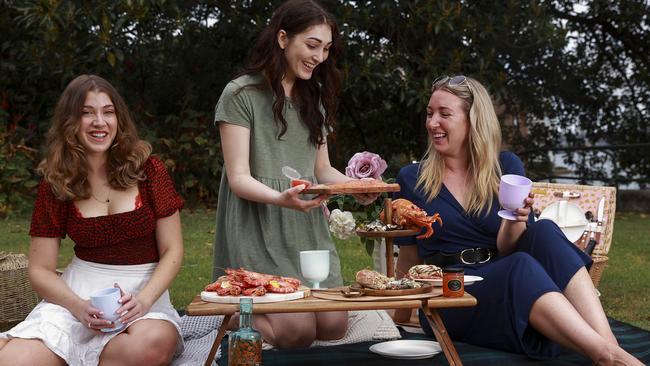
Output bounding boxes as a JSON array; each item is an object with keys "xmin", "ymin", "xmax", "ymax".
[{"xmin": 355, "ymin": 197, "xmax": 419, "ymax": 278}]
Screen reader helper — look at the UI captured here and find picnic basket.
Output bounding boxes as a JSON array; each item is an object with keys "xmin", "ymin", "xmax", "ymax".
[
  {"xmin": 531, "ymin": 182, "xmax": 616, "ymax": 288},
  {"xmin": 0, "ymin": 252, "xmax": 39, "ymax": 331}
]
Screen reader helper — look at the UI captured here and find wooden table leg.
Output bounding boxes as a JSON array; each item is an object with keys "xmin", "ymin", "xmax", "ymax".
[
  {"xmin": 383, "ymin": 198, "xmax": 395, "ymax": 278},
  {"xmin": 420, "ymin": 300, "xmax": 463, "ymax": 366},
  {"xmin": 204, "ymin": 314, "xmax": 232, "ymax": 366}
]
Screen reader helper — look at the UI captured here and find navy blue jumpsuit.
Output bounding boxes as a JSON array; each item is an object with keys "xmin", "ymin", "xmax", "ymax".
[{"xmin": 394, "ymin": 151, "xmax": 592, "ymax": 359}]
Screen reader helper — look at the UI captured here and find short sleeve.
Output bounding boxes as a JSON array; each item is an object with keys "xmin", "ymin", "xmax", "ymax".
[
  {"xmin": 143, "ymin": 157, "xmax": 184, "ymax": 218},
  {"xmin": 214, "ymin": 80, "xmax": 253, "ymax": 129},
  {"xmin": 29, "ymin": 180, "xmax": 68, "ymax": 238},
  {"xmin": 499, "ymin": 151, "xmax": 525, "ymax": 176}
]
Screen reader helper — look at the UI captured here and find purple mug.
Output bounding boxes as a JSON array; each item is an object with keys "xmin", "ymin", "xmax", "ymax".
[{"xmin": 498, "ymin": 174, "xmax": 532, "ymax": 220}]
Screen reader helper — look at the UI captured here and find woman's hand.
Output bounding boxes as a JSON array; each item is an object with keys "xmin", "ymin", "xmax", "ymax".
[
  {"xmin": 511, "ymin": 192, "xmax": 535, "ymax": 222},
  {"xmin": 352, "ymin": 192, "xmax": 380, "ymax": 206},
  {"xmin": 351, "ymin": 178, "xmax": 381, "ymax": 206},
  {"xmin": 497, "ymin": 192, "xmax": 534, "ymax": 255},
  {"xmin": 277, "ymin": 184, "xmax": 329, "ymax": 212},
  {"xmin": 114, "ymin": 283, "xmax": 151, "ymax": 326},
  {"xmin": 71, "ymin": 299, "xmax": 112, "ymax": 331}
]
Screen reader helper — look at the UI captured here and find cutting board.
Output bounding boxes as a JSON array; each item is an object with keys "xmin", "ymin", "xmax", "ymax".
[
  {"xmin": 201, "ymin": 286, "xmax": 311, "ymax": 304},
  {"xmin": 311, "ymin": 288, "xmax": 442, "ymax": 302},
  {"xmin": 356, "ymin": 229, "xmax": 420, "ymax": 238},
  {"xmin": 352, "ymin": 283, "xmax": 434, "ymax": 296},
  {"xmin": 302, "ymin": 181, "xmax": 400, "ymax": 194}
]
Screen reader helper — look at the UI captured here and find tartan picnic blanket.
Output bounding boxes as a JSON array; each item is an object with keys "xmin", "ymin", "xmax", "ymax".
[{"xmin": 212, "ymin": 317, "xmax": 649, "ymax": 366}]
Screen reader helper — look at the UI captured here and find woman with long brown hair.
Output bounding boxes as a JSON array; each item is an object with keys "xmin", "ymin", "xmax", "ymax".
[
  {"xmin": 213, "ymin": 0, "xmax": 376, "ymax": 349},
  {"xmin": 0, "ymin": 74, "xmax": 184, "ymax": 365}
]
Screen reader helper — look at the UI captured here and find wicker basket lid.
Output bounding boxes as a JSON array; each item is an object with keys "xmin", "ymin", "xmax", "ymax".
[{"xmin": 0, "ymin": 252, "xmax": 29, "ymax": 271}]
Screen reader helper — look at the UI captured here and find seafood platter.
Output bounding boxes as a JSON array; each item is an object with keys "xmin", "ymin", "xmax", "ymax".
[{"xmin": 202, "ymin": 268, "xmax": 309, "ymax": 303}]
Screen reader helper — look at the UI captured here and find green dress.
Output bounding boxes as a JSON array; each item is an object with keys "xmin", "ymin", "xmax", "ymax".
[{"xmin": 212, "ymin": 74, "xmax": 343, "ymax": 288}]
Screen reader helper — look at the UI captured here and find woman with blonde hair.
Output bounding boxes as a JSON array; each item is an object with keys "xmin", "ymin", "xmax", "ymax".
[
  {"xmin": 0, "ymin": 74, "xmax": 184, "ymax": 365},
  {"xmin": 393, "ymin": 76, "xmax": 641, "ymax": 365}
]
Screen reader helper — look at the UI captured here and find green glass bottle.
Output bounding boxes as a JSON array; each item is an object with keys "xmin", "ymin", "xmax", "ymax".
[{"xmin": 228, "ymin": 298, "xmax": 262, "ymax": 366}]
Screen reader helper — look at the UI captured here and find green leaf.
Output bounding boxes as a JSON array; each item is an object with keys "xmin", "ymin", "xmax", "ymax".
[{"xmin": 107, "ymin": 52, "xmax": 116, "ymax": 67}]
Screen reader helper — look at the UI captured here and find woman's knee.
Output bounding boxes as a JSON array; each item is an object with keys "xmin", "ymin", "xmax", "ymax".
[
  {"xmin": 0, "ymin": 339, "xmax": 65, "ymax": 366},
  {"xmin": 122, "ymin": 322, "xmax": 178, "ymax": 365},
  {"xmin": 527, "ymin": 219, "xmax": 563, "ymax": 241},
  {"xmin": 269, "ymin": 315, "xmax": 317, "ymax": 349},
  {"xmin": 520, "ymin": 219, "xmax": 572, "ymax": 253},
  {"xmin": 315, "ymin": 311, "xmax": 348, "ymax": 340}
]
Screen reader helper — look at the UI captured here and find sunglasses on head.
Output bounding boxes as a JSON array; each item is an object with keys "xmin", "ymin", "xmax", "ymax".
[{"xmin": 432, "ymin": 75, "xmax": 470, "ymax": 89}]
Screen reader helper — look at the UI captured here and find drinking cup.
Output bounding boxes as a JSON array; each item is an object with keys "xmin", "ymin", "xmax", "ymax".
[
  {"xmin": 90, "ymin": 287, "xmax": 124, "ymax": 332},
  {"xmin": 498, "ymin": 174, "xmax": 532, "ymax": 220},
  {"xmin": 299, "ymin": 250, "xmax": 330, "ymax": 289}
]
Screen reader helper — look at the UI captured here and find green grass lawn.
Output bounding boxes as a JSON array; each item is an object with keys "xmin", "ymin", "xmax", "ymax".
[{"xmin": 1, "ymin": 210, "xmax": 648, "ymax": 330}]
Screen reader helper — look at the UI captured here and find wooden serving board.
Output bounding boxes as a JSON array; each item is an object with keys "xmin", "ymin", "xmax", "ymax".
[
  {"xmin": 351, "ymin": 283, "xmax": 434, "ymax": 296},
  {"xmin": 311, "ymin": 288, "xmax": 442, "ymax": 302},
  {"xmin": 201, "ymin": 286, "xmax": 311, "ymax": 304},
  {"xmin": 356, "ymin": 229, "xmax": 420, "ymax": 238},
  {"xmin": 302, "ymin": 181, "xmax": 400, "ymax": 194}
]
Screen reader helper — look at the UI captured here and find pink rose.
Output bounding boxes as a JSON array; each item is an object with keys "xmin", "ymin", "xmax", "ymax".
[{"xmin": 345, "ymin": 151, "xmax": 387, "ymax": 180}]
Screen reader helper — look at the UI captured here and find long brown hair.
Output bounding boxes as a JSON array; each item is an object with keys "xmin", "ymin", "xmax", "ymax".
[
  {"xmin": 38, "ymin": 74, "xmax": 151, "ymax": 201},
  {"xmin": 416, "ymin": 77, "xmax": 502, "ymax": 216},
  {"xmin": 239, "ymin": 0, "xmax": 342, "ymax": 146}
]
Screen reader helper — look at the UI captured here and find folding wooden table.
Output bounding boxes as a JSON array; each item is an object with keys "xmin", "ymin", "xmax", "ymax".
[{"xmin": 186, "ymin": 291, "xmax": 476, "ymax": 366}]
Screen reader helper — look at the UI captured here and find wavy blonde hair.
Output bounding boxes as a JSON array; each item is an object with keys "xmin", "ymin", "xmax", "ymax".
[
  {"xmin": 38, "ymin": 74, "xmax": 151, "ymax": 201},
  {"xmin": 416, "ymin": 76, "xmax": 502, "ymax": 216}
]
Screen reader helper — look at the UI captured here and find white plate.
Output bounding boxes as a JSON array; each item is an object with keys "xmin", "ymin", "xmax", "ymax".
[
  {"xmin": 369, "ymin": 340, "xmax": 441, "ymax": 359},
  {"xmin": 538, "ymin": 201, "xmax": 589, "ymax": 243},
  {"xmin": 200, "ymin": 290, "xmax": 305, "ymax": 303},
  {"xmin": 416, "ymin": 275, "xmax": 484, "ymax": 286}
]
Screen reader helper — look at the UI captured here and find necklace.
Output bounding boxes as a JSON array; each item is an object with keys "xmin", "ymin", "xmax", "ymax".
[{"xmin": 91, "ymin": 185, "xmax": 111, "ymax": 204}]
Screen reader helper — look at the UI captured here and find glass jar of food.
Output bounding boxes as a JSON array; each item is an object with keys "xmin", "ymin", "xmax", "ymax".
[
  {"xmin": 229, "ymin": 298, "xmax": 262, "ymax": 365},
  {"xmin": 442, "ymin": 267, "xmax": 464, "ymax": 297}
]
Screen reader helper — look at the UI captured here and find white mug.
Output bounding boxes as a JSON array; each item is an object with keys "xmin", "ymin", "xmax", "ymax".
[{"xmin": 90, "ymin": 287, "xmax": 124, "ymax": 332}]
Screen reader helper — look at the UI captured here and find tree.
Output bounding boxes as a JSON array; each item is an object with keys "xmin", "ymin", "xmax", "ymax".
[{"xmin": 1, "ymin": 0, "xmax": 648, "ymax": 215}]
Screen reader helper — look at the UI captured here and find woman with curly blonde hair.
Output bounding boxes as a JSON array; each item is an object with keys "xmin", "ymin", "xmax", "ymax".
[
  {"xmin": 394, "ymin": 76, "xmax": 641, "ymax": 365},
  {"xmin": 0, "ymin": 74, "xmax": 185, "ymax": 366}
]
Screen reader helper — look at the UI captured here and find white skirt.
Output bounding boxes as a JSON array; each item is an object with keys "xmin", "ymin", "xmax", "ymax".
[{"xmin": 0, "ymin": 256, "xmax": 184, "ymax": 366}]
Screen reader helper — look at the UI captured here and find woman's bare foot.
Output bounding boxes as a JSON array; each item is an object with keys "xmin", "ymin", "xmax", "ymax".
[{"xmin": 593, "ymin": 343, "xmax": 643, "ymax": 366}]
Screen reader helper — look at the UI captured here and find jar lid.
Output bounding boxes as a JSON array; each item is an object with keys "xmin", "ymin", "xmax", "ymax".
[{"xmin": 443, "ymin": 267, "xmax": 464, "ymax": 273}]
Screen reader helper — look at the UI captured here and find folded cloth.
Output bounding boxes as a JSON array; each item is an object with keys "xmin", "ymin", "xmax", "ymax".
[
  {"xmin": 262, "ymin": 310, "xmax": 401, "ymax": 351},
  {"xmin": 310, "ymin": 310, "xmax": 401, "ymax": 347},
  {"xmin": 259, "ymin": 310, "xmax": 400, "ymax": 350},
  {"xmin": 172, "ymin": 315, "xmax": 224, "ymax": 366},
  {"xmin": 174, "ymin": 309, "xmax": 401, "ymax": 361}
]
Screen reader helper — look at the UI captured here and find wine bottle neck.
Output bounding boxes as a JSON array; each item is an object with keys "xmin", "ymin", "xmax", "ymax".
[{"xmin": 240, "ymin": 312, "xmax": 253, "ymax": 328}]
